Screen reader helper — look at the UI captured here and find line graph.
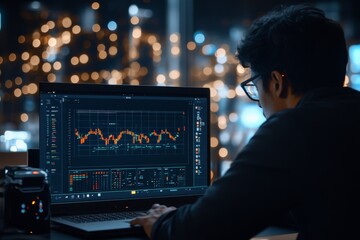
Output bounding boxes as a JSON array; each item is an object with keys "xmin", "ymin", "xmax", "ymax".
[
  {"xmin": 75, "ymin": 127, "xmax": 184, "ymax": 145},
  {"xmin": 74, "ymin": 110, "xmax": 187, "ymax": 157}
]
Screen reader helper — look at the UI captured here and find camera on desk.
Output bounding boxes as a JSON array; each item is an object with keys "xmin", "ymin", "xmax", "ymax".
[{"xmin": 0, "ymin": 166, "xmax": 50, "ymax": 234}]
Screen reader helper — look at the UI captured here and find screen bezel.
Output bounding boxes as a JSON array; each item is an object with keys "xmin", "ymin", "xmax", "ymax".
[{"xmin": 38, "ymin": 82, "xmax": 210, "ymax": 216}]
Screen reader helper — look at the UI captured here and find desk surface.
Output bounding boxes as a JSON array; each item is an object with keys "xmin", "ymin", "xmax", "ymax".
[{"xmin": 1, "ymin": 226, "xmax": 298, "ymax": 239}]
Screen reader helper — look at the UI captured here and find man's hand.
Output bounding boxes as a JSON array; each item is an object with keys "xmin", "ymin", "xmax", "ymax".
[{"xmin": 130, "ymin": 203, "xmax": 176, "ymax": 239}]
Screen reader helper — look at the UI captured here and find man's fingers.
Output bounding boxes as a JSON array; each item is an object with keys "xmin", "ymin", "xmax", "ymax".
[
  {"xmin": 131, "ymin": 204, "xmax": 176, "ymax": 226},
  {"xmin": 130, "ymin": 216, "xmax": 145, "ymax": 226},
  {"xmin": 129, "ymin": 217, "xmax": 139, "ymax": 226},
  {"xmin": 129, "ymin": 205, "xmax": 176, "ymax": 239},
  {"xmin": 151, "ymin": 203, "xmax": 160, "ymax": 209},
  {"xmin": 168, "ymin": 206, "xmax": 176, "ymax": 211}
]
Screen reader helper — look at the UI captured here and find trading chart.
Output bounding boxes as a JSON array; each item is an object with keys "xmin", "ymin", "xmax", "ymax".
[{"xmin": 74, "ymin": 110, "xmax": 187, "ymax": 156}]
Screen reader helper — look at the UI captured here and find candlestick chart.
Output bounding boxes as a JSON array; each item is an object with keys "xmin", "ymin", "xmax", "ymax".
[{"xmin": 74, "ymin": 110, "xmax": 187, "ymax": 157}]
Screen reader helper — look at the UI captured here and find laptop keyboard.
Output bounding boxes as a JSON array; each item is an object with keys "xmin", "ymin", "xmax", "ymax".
[{"xmin": 61, "ymin": 211, "xmax": 146, "ymax": 223}]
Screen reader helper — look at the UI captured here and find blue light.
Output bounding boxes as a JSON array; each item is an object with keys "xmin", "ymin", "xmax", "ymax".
[
  {"xmin": 217, "ymin": 85, "xmax": 228, "ymax": 98},
  {"xmin": 350, "ymin": 74, "xmax": 360, "ymax": 91},
  {"xmin": 219, "ymin": 131, "xmax": 230, "ymax": 144},
  {"xmin": 30, "ymin": 1, "xmax": 41, "ymax": 10},
  {"xmin": 217, "ymin": 55, "xmax": 227, "ymax": 64},
  {"xmin": 351, "ymin": 74, "xmax": 360, "ymax": 84},
  {"xmin": 107, "ymin": 21, "xmax": 117, "ymax": 31},
  {"xmin": 349, "ymin": 44, "xmax": 360, "ymax": 73},
  {"xmin": 128, "ymin": 5, "xmax": 139, "ymax": 16},
  {"xmin": 240, "ymin": 104, "xmax": 265, "ymax": 128},
  {"xmin": 202, "ymin": 44, "xmax": 216, "ymax": 55},
  {"xmin": 25, "ymin": 99, "xmax": 35, "ymax": 111},
  {"xmin": 194, "ymin": 31, "xmax": 205, "ymax": 44}
]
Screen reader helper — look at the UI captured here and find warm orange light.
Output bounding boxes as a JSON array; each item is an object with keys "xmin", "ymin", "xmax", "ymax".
[
  {"xmin": 21, "ymin": 52, "xmax": 30, "ymax": 61},
  {"xmin": 130, "ymin": 16, "xmax": 139, "ymax": 25},
  {"xmin": 91, "ymin": 72, "xmax": 99, "ymax": 80},
  {"xmin": 47, "ymin": 21, "xmax": 55, "ymax": 29},
  {"xmin": 30, "ymin": 55, "xmax": 40, "ymax": 66},
  {"xmin": 79, "ymin": 54, "xmax": 89, "ymax": 64},
  {"xmin": 62, "ymin": 17, "xmax": 72, "ymax": 28},
  {"xmin": 81, "ymin": 72, "xmax": 90, "ymax": 81},
  {"xmin": 28, "ymin": 83, "xmax": 38, "ymax": 94},
  {"xmin": 91, "ymin": 2, "xmax": 100, "ymax": 10},
  {"xmin": 14, "ymin": 88, "xmax": 22, "ymax": 97},
  {"xmin": 152, "ymin": 42, "xmax": 161, "ymax": 51},
  {"xmin": 22, "ymin": 63, "xmax": 31, "ymax": 73},
  {"xmin": 132, "ymin": 27, "xmax": 142, "ymax": 38},
  {"xmin": 72, "ymin": 25, "xmax": 81, "ymax": 34},
  {"xmin": 53, "ymin": 61, "xmax": 62, "ymax": 70},
  {"xmin": 92, "ymin": 24, "xmax": 101, "ymax": 32},
  {"xmin": 41, "ymin": 24, "xmax": 49, "ymax": 33},
  {"xmin": 169, "ymin": 33, "xmax": 179, "ymax": 43},
  {"xmin": 9, "ymin": 53, "xmax": 17, "ymax": 62},
  {"xmin": 156, "ymin": 74, "xmax": 166, "ymax": 84},
  {"xmin": 109, "ymin": 33, "xmax": 117, "ymax": 42},
  {"xmin": 171, "ymin": 46, "xmax": 180, "ymax": 55},
  {"xmin": 62, "ymin": 31, "xmax": 71, "ymax": 44},
  {"xmin": 70, "ymin": 75, "xmax": 80, "ymax": 83},
  {"xmin": 22, "ymin": 85, "xmax": 29, "ymax": 94},
  {"xmin": 48, "ymin": 37, "xmax": 57, "ymax": 47},
  {"xmin": 203, "ymin": 67, "xmax": 212, "ymax": 76},
  {"xmin": 98, "ymin": 51, "xmax": 107, "ymax": 59},
  {"xmin": 169, "ymin": 70, "xmax": 180, "ymax": 80},
  {"xmin": 147, "ymin": 35, "xmax": 157, "ymax": 45},
  {"xmin": 47, "ymin": 73, "xmax": 56, "ymax": 82},
  {"xmin": 210, "ymin": 137, "xmax": 219, "ymax": 148},
  {"xmin": 219, "ymin": 148, "xmax": 228, "ymax": 158},
  {"xmin": 70, "ymin": 56, "xmax": 79, "ymax": 65},
  {"xmin": 187, "ymin": 41, "xmax": 196, "ymax": 51},
  {"xmin": 210, "ymin": 102, "xmax": 219, "ymax": 113},
  {"xmin": 18, "ymin": 35, "xmax": 26, "ymax": 44},
  {"xmin": 20, "ymin": 113, "xmax": 29, "ymax": 122},
  {"xmin": 97, "ymin": 44, "xmax": 105, "ymax": 52},
  {"xmin": 15, "ymin": 77, "xmax": 22, "ymax": 85},
  {"xmin": 108, "ymin": 46, "xmax": 118, "ymax": 56},
  {"xmin": 227, "ymin": 89, "xmax": 236, "ymax": 99},
  {"xmin": 5, "ymin": 80, "xmax": 13, "ymax": 89},
  {"xmin": 42, "ymin": 62, "xmax": 52, "ymax": 72}
]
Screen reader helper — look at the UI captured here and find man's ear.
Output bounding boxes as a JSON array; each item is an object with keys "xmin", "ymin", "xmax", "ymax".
[{"xmin": 271, "ymin": 71, "xmax": 287, "ymax": 98}]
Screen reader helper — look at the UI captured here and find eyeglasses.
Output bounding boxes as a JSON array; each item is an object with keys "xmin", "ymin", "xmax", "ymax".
[{"xmin": 240, "ymin": 74, "xmax": 261, "ymax": 101}]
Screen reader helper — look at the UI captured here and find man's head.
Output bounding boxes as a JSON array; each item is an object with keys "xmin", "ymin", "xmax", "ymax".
[{"xmin": 237, "ymin": 4, "xmax": 348, "ymax": 118}]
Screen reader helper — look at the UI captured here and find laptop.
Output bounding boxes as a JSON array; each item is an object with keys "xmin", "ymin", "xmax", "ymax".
[{"xmin": 38, "ymin": 82, "xmax": 210, "ymax": 238}]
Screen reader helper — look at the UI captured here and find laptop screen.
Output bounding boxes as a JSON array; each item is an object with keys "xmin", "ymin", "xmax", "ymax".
[{"xmin": 39, "ymin": 83, "xmax": 210, "ymax": 207}]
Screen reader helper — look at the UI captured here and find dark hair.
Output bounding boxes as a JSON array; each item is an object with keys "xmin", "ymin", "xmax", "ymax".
[{"xmin": 237, "ymin": 4, "xmax": 348, "ymax": 95}]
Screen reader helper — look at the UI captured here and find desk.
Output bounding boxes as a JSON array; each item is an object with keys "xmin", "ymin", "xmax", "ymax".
[{"xmin": 1, "ymin": 226, "xmax": 298, "ymax": 239}]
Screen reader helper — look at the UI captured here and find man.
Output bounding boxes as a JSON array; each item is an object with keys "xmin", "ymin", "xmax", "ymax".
[{"xmin": 131, "ymin": 4, "xmax": 360, "ymax": 239}]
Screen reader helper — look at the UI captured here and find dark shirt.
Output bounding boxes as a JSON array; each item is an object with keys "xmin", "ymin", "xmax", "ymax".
[{"xmin": 151, "ymin": 87, "xmax": 360, "ymax": 240}]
